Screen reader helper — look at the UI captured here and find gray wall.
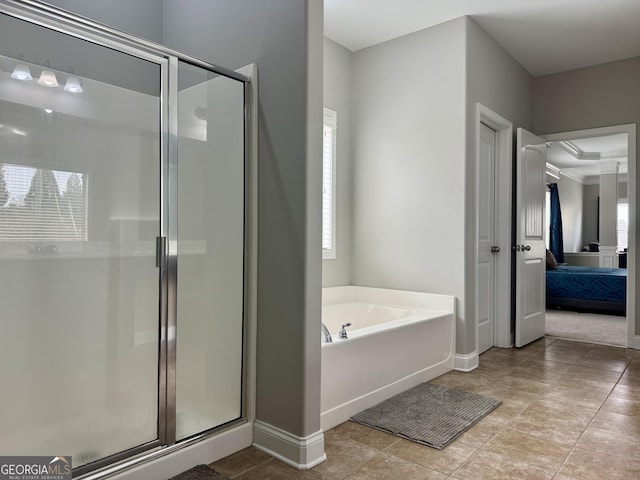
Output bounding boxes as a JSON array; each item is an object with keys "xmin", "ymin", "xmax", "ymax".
[
  {"xmin": 44, "ymin": 0, "xmax": 164, "ymax": 43},
  {"xmin": 322, "ymin": 38, "xmax": 353, "ymax": 287},
  {"xmin": 465, "ymin": 17, "xmax": 533, "ymax": 353},
  {"xmin": 533, "ymin": 58, "xmax": 640, "ymax": 135},
  {"xmin": 465, "ymin": 18, "xmax": 533, "ymax": 131},
  {"xmin": 533, "ymin": 56, "xmax": 640, "ymax": 335},
  {"xmin": 599, "ymin": 172, "xmax": 618, "ymax": 247},
  {"xmin": 619, "ymin": 180, "xmax": 629, "ymax": 199},
  {"xmin": 343, "ymin": 16, "xmax": 534, "ymax": 357},
  {"xmin": 582, "ymin": 180, "xmax": 628, "ymax": 248},
  {"xmin": 350, "ymin": 17, "xmax": 467, "ymax": 348},
  {"xmin": 45, "ymin": 0, "xmax": 325, "ymax": 441},
  {"xmin": 583, "ymin": 183, "xmax": 599, "ymax": 245},
  {"xmin": 557, "ymin": 175, "xmax": 584, "ymax": 252}
]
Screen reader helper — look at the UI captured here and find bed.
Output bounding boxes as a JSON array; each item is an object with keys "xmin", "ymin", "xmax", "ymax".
[{"xmin": 546, "ymin": 265, "xmax": 627, "ymax": 315}]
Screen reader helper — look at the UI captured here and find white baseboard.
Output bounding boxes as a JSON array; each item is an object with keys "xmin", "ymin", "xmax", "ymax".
[
  {"xmin": 253, "ymin": 420, "xmax": 326, "ymax": 470},
  {"xmin": 111, "ymin": 422, "xmax": 252, "ymax": 480},
  {"xmin": 454, "ymin": 351, "xmax": 479, "ymax": 372}
]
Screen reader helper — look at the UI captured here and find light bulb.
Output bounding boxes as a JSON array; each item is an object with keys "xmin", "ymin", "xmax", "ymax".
[
  {"xmin": 38, "ymin": 69, "xmax": 59, "ymax": 87},
  {"xmin": 11, "ymin": 63, "xmax": 33, "ymax": 81},
  {"xmin": 64, "ymin": 76, "xmax": 83, "ymax": 93}
]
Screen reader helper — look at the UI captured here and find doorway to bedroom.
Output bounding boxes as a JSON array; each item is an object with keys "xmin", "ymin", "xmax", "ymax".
[{"xmin": 542, "ymin": 124, "xmax": 635, "ymax": 347}]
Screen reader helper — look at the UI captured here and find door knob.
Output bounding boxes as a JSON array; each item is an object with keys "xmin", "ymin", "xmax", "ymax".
[
  {"xmin": 523, "ymin": 245, "xmax": 531, "ymax": 251},
  {"xmin": 491, "ymin": 246, "xmax": 500, "ymax": 253}
]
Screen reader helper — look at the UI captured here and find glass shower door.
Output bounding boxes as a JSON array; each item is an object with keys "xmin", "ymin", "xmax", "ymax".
[
  {"xmin": 0, "ymin": 13, "xmax": 162, "ymax": 467},
  {"xmin": 175, "ymin": 61, "xmax": 246, "ymax": 440}
]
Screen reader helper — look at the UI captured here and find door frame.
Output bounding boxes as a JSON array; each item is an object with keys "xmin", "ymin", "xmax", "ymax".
[
  {"xmin": 543, "ymin": 124, "xmax": 636, "ymax": 348},
  {"xmin": 475, "ymin": 104, "xmax": 513, "ymax": 350}
]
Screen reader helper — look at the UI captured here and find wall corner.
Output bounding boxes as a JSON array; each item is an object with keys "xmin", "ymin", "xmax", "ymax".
[{"xmin": 253, "ymin": 420, "xmax": 326, "ymax": 470}]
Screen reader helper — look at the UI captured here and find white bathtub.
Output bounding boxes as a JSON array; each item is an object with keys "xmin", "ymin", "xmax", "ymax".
[{"xmin": 321, "ymin": 286, "xmax": 455, "ymax": 430}]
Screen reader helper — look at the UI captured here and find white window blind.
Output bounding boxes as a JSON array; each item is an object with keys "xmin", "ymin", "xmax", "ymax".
[
  {"xmin": 545, "ymin": 190, "xmax": 551, "ymax": 249},
  {"xmin": 617, "ymin": 199, "xmax": 628, "ymax": 251},
  {"xmin": 323, "ymin": 108, "xmax": 337, "ymax": 259},
  {"xmin": 0, "ymin": 163, "xmax": 87, "ymax": 241}
]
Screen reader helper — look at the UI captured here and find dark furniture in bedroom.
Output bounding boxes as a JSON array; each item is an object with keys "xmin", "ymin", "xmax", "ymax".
[
  {"xmin": 546, "ymin": 265, "xmax": 627, "ymax": 315},
  {"xmin": 619, "ymin": 251, "xmax": 627, "ymax": 268}
]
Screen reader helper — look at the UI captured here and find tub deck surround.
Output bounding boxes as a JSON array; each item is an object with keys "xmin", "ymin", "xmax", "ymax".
[
  {"xmin": 321, "ymin": 286, "xmax": 456, "ymax": 431},
  {"xmin": 322, "ymin": 285, "xmax": 455, "ymax": 312}
]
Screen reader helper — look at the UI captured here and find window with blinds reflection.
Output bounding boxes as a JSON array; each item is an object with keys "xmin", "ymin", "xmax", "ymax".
[
  {"xmin": 0, "ymin": 163, "xmax": 87, "ymax": 241},
  {"xmin": 323, "ymin": 107, "xmax": 336, "ymax": 259},
  {"xmin": 618, "ymin": 200, "xmax": 628, "ymax": 251}
]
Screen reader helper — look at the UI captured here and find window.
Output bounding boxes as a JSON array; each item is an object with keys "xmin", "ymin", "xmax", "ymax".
[
  {"xmin": 545, "ymin": 189, "xmax": 551, "ymax": 249},
  {"xmin": 323, "ymin": 108, "xmax": 337, "ymax": 259},
  {"xmin": 0, "ymin": 163, "xmax": 87, "ymax": 241},
  {"xmin": 618, "ymin": 199, "xmax": 628, "ymax": 251}
]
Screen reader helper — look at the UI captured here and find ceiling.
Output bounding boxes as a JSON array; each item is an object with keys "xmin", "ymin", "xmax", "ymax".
[
  {"xmin": 546, "ymin": 133, "xmax": 628, "ymax": 183},
  {"xmin": 324, "ymin": 0, "xmax": 640, "ymax": 77}
]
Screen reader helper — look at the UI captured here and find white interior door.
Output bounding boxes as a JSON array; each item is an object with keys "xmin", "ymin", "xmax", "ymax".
[
  {"xmin": 477, "ymin": 123, "xmax": 497, "ymax": 353},
  {"xmin": 515, "ymin": 128, "xmax": 547, "ymax": 347}
]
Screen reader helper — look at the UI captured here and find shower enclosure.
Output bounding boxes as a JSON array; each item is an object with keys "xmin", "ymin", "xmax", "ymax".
[{"xmin": 0, "ymin": 2, "xmax": 252, "ymax": 477}]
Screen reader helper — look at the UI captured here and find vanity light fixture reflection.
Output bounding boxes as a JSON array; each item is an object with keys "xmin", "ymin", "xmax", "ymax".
[
  {"xmin": 64, "ymin": 75, "xmax": 82, "ymax": 93},
  {"xmin": 11, "ymin": 63, "xmax": 32, "ymax": 81},
  {"xmin": 38, "ymin": 69, "xmax": 59, "ymax": 87}
]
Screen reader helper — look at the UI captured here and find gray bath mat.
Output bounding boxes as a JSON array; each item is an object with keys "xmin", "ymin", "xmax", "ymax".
[
  {"xmin": 169, "ymin": 465, "xmax": 231, "ymax": 480},
  {"xmin": 350, "ymin": 383, "xmax": 501, "ymax": 449}
]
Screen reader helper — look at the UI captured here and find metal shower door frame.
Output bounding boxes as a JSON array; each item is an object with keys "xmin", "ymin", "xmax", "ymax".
[{"xmin": 0, "ymin": 1, "xmax": 252, "ymax": 478}]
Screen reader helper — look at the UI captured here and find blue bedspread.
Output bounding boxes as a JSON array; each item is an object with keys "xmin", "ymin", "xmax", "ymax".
[{"xmin": 546, "ymin": 265, "xmax": 626, "ymax": 303}]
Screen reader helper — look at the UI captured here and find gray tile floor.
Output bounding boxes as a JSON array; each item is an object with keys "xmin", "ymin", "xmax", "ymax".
[{"xmin": 211, "ymin": 337, "xmax": 640, "ymax": 479}]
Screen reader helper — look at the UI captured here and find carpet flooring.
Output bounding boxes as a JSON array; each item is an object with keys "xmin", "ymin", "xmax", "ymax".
[{"xmin": 545, "ymin": 309, "xmax": 626, "ymax": 346}]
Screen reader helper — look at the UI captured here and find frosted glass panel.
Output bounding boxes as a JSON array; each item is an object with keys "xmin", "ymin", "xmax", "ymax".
[
  {"xmin": 176, "ymin": 61, "xmax": 245, "ymax": 439},
  {"xmin": 0, "ymin": 14, "xmax": 160, "ymax": 467}
]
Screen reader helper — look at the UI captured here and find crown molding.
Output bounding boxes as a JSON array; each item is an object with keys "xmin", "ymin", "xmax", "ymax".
[{"xmin": 559, "ymin": 140, "xmax": 627, "ymax": 162}]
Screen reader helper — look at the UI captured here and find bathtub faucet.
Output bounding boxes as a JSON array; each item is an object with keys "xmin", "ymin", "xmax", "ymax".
[
  {"xmin": 338, "ymin": 323, "xmax": 352, "ymax": 339},
  {"xmin": 321, "ymin": 323, "xmax": 333, "ymax": 343}
]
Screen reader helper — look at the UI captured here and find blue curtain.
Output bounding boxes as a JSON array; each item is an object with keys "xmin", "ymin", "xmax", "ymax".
[{"xmin": 549, "ymin": 183, "xmax": 564, "ymax": 263}]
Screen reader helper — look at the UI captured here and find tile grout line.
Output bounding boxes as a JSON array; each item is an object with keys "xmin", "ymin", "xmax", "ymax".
[
  {"xmin": 446, "ymin": 341, "xmax": 555, "ymax": 479},
  {"xmin": 528, "ymin": 340, "xmax": 590, "ymax": 480},
  {"xmin": 446, "ymin": 421, "xmax": 505, "ymax": 480},
  {"xmin": 225, "ymin": 455, "xmax": 274, "ymax": 479},
  {"xmin": 506, "ymin": 340, "xmax": 594, "ymax": 480},
  {"xmin": 515, "ymin": 343, "xmax": 581, "ymax": 480},
  {"xmin": 549, "ymin": 346, "xmax": 635, "ymax": 479}
]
